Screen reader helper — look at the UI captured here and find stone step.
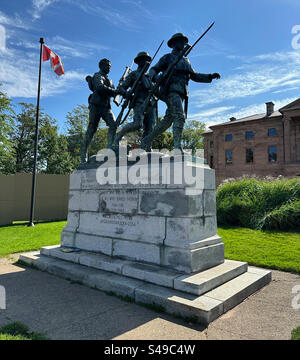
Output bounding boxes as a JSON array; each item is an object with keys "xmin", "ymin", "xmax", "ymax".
[
  {"xmin": 40, "ymin": 245, "xmax": 248, "ymax": 296},
  {"xmin": 40, "ymin": 245, "xmax": 182, "ymax": 289},
  {"xmin": 174, "ymin": 260, "xmax": 248, "ymax": 295},
  {"xmin": 19, "ymin": 251, "xmax": 271, "ymax": 326},
  {"xmin": 204, "ymin": 267, "xmax": 272, "ymax": 313}
]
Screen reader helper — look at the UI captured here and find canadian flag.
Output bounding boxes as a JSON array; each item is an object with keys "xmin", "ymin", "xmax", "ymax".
[{"xmin": 43, "ymin": 45, "xmax": 65, "ymax": 76}]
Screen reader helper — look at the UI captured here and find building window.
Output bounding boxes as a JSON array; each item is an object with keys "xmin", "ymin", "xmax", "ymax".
[
  {"xmin": 246, "ymin": 148, "xmax": 254, "ymax": 163},
  {"xmin": 210, "ymin": 141, "xmax": 214, "ymax": 148},
  {"xmin": 245, "ymin": 131, "xmax": 254, "ymax": 140},
  {"xmin": 268, "ymin": 128, "xmax": 277, "ymax": 136},
  {"xmin": 268, "ymin": 146, "xmax": 277, "ymax": 162},
  {"xmin": 210, "ymin": 155, "xmax": 214, "ymax": 169},
  {"xmin": 225, "ymin": 150, "xmax": 232, "ymax": 164},
  {"xmin": 225, "ymin": 134, "xmax": 232, "ymax": 142}
]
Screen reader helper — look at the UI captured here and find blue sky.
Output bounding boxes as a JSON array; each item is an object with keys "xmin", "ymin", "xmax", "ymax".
[{"xmin": 0, "ymin": 0, "xmax": 300, "ymax": 132}]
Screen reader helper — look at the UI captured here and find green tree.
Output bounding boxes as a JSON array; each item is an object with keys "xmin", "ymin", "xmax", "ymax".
[
  {"xmin": 182, "ymin": 120, "xmax": 205, "ymax": 153},
  {"xmin": 12, "ymin": 103, "xmax": 36, "ymax": 172},
  {"xmin": 0, "ymin": 85, "xmax": 15, "ymax": 174},
  {"xmin": 12, "ymin": 103, "xmax": 48, "ymax": 172},
  {"xmin": 146, "ymin": 118, "xmax": 205, "ymax": 152},
  {"xmin": 123, "ymin": 116, "xmax": 173, "ymax": 151},
  {"xmin": 115, "ymin": 117, "xmax": 204, "ymax": 152},
  {"xmin": 152, "ymin": 131, "xmax": 173, "ymax": 151},
  {"xmin": 66, "ymin": 104, "xmax": 89, "ymax": 168},
  {"xmin": 11, "ymin": 102, "xmax": 70, "ymax": 174},
  {"xmin": 66, "ymin": 104, "xmax": 109, "ymax": 166},
  {"xmin": 39, "ymin": 125, "xmax": 73, "ymax": 174},
  {"xmin": 90, "ymin": 128, "xmax": 108, "ymax": 155}
]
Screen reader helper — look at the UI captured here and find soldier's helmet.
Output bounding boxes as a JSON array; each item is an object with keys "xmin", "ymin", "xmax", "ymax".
[
  {"xmin": 167, "ymin": 33, "xmax": 189, "ymax": 48},
  {"xmin": 134, "ymin": 51, "xmax": 152, "ymax": 64}
]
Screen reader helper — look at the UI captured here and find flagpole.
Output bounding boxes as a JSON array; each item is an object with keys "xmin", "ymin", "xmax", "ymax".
[{"xmin": 28, "ymin": 37, "xmax": 44, "ymax": 227}]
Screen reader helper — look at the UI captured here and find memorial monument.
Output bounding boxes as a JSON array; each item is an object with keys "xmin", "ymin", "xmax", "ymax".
[{"xmin": 21, "ymin": 28, "xmax": 271, "ymax": 325}]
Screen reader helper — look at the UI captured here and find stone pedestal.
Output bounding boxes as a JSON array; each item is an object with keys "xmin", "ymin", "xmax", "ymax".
[
  {"xmin": 20, "ymin": 155, "xmax": 271, "ymax": 325},
  {"xmin": 62, "ymin": 156, "xmax": 224, "ymax": 273}
]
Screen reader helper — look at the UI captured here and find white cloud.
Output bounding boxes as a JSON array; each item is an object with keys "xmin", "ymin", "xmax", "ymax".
[
  {"xmin": 190, "ymin": 51, "xmax": 300, "ymax": 109},
  {"xmin": 188, "ymin": 106, "xmax": 235, "ymax": 120},
  {"xmin": 0, "ymin": 25, "xmax": 6, "ymax": 51},
  {"xmin": 49, "ymin": 36, "xmax": 110, "ymax": 58},
  {"xmin": 249, "ymin": 51, "xmax": 300, "ymax": 64},
  {"xmin": 11, "ymin": 36, "xmax": 110, "ymax": 59},
  {"xmin": 272, "ymin": 86, "xmax": 300, "ymax": 94},
  {"xmin": 0, "ymin": 10, "xmax": 31, "ymax": 30},
  {"xmin": 0, "ymin": 47, "xmax": 85, "ymax": 98},
  {"xmin": 120, "ymin": 0, "xmax": 153, "ymax": 19},
  {"xmin": 32, "ymin": 0, "xmax": 57, "ymax": 20},
  {"xmin": 74, "ymin": 1, "xmax": 137, "ymax": 30},
  {"xmin": 0, "ymin": 7, "xmax": 106, "ymax": 98},
  {"xmin": 70, "ymin": 0, "xmax": 162, "ymax": 31},
  {"xmin": 191, "ymin": 97, "xmax": 298, "ymax": 130}
]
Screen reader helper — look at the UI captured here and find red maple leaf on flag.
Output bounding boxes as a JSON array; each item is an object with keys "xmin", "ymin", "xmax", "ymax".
[{"xmin": 43, "ymin": 45, "xmax": 64, "ymax": 76}]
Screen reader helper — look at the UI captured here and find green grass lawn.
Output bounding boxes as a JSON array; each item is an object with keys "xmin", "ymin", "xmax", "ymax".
[
  {"xmin": 219, "ymin": 226, "xmax": 300, "ymax": 274},
  {"xmin": 0, "ymin": 221, "xmax": 65, "ymax": 257},
  {"xmin": 0, "ymin": 221, "xmax": 299, "ymax": 274}
]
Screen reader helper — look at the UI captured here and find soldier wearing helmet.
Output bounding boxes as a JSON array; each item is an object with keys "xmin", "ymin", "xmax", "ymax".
[
  {"xmin": 113, "ymin": 51, "xmax": 157, "ymax": 149},
  {"xmin": 141, "ymin": 33, "xmax": 220, "ymax": 152}
]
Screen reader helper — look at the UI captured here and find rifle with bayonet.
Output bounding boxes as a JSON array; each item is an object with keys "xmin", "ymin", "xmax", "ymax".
[
  {"xmin": 141, "ymin": 22, "xmax": 215, "ymax": 115},
  {"xmin": 114, "ymin": 60, "xmax": 134, "ymax": 106},
  {"xmin": 115, "ymin": 40, "xmax": 164, "ymax": 127}
]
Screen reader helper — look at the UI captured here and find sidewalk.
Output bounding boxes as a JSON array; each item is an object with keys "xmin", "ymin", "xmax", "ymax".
[{"xmin": 0, "ymin": 255, "xmax": 299, "ymax": 340}]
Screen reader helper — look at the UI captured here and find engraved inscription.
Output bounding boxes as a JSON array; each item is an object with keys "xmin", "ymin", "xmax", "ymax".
[
  {"xmin": 79, "ymin": 212, "xmax": 165, "ymax": 244},
  {"xmin": 100, "ymin": 215, "xmax": 136, "ymax": 227},
  {"xmin": 99, "ymin": 190, "xmax": 138, "ymax": 214}
]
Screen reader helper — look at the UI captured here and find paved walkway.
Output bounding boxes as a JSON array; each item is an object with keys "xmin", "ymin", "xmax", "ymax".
[{"xmin": 0, "ymin": 255, "xmax": 299, "ymax": 340}]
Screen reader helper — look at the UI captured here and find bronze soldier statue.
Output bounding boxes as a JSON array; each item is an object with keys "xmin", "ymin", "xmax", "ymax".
[
  {"xmin": 141, "ymin": 33, "xmax": 220, "ymax": 151},
  {"xmin": 113, "ymin": 51, "xmax": 156, "ymax": 149},
  {"xmin": 81, "ymin": 58, "xmax": 122, "ymax": 163}
]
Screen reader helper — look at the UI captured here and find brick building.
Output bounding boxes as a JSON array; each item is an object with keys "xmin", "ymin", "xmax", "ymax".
[{"xmin": 202, "ymin": 99, "xmax": 300, "ymax": 185}]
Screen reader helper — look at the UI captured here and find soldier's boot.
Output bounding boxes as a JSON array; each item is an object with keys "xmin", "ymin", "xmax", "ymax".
[
  {"xmin": 107, "ymin": 124, "xmax": 117, "ymax": 150},
  {"xmin": 81, "ymin": 117, "xmax": 98, "ymax": 163},
  {"xmin": 173, "ymin": 122, "xmax": 184, "ymax": 152}
]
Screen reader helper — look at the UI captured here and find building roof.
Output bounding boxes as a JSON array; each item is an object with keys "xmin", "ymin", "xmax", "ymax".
[
  {"xmin": 201, "ymin": 98, "xmax": 300, "ymax": 135},
  {"xmin": 209, "ymin": 110, "xmax": 282, "ymax": 130},
  {"xmin": 279, "ymin": 98, "xmax": 300, "ymax": 112},
  {"xmin": 202, "ymin": 129, "xmax": 213, "ymax": 135}
]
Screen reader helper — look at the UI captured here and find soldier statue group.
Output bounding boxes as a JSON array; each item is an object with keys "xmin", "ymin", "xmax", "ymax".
[{"xmin": 81, "ymin": 30, "xmax": 221, "ymax": 163}]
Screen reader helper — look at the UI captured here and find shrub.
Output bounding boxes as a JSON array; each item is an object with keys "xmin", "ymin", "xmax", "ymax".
[
  {"xmin": 261, "ymin": 201, "xmax": 300, "ymax": 231},
  {"xmin": 0, "ymin": 322, "xmax": 47, "ymax": 340},
  {"xmin": 216, "ymin": 177, "xmax": 300, "ymax": 231},
  {"xmin": 216, "ymin": 195, "xmax": 256, "ymax": 227},
  {"xmin": 291, "ymin": 326, "xmax": 300, "ymax": 340},
  {"xmin": 0, "ymin": 322, "xmax": 30, "ymax": 337},
  {"xmin": 0, "ymin": 333, "xmax": 29, "ymax": 340}
]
